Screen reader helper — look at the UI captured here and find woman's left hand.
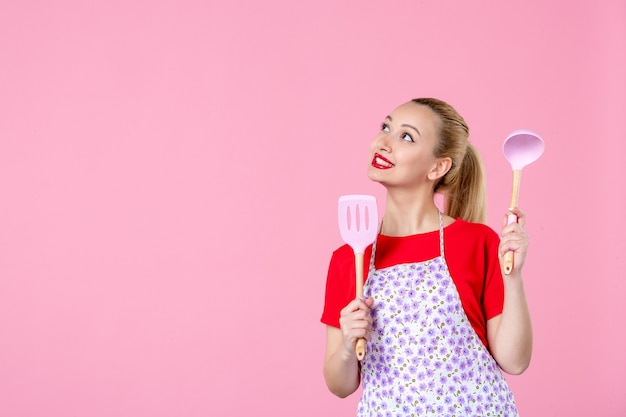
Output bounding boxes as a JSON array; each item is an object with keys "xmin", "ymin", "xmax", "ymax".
[{"xmin": 499, "ymin": 207, "xmax": 529, "ymax": 275}]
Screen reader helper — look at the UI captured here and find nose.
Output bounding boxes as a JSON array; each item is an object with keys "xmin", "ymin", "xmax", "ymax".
[{"xmin": 374, "ymin": 132, "xmax": 391, "ymax": 152}]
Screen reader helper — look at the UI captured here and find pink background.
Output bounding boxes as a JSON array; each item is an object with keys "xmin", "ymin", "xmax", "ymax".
[{"xmin": 1, "ymin": 1, "xmax": 625, "ymax": 416}]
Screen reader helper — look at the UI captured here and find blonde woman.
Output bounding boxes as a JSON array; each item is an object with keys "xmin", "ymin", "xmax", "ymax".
[{"xmin": 321, "ymin": 98, "xmax": 532, "ymax": 416}]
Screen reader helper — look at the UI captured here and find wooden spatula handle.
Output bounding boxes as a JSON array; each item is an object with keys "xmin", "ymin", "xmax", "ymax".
[
  {"xmin": 504, "ymin": 170, "xmax": 521, "ymax": 275},
  {"xmin": 354, "ymin": 252, "xmax": 366, "ymax": 361},
  {"xmin": 356, "ymin": 339, "xmax": 366, "ymax": 361}
]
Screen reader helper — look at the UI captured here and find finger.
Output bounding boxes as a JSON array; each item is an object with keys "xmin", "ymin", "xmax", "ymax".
[
  {"xmin": 507, "ymin": 207, "xmax": 527, "ymax": 227},
  {"xmin": 502, "ymin": 218, "xmax": 528, "ymax": 236},
  {"xmin": 500, "ymin": 226, "xmax": 525, "ymax": 242},
  {"xmin": 502, "ymin": 211, "xmax": 517, "ymax": 228},
  {"xmin": 499, "ymin": 238, "xmax": 529, "ymax": 260},
  {"xmin": 500, "ymin": 231, "xmax": 528, "ymax": 248},
  {"xmin": 339, "ymin": 319, "xmax": 373, "ymax": 343},
  {"xmin": 340, "ymin": 303, "xmax": 373, "ymax": 323},
  {"xmin": 499, "ymin": 241, "xmax": 519, "ymax": 258},
  {"xmin": 349, "ymin": 318, "xmax": 373, "ymax": 330},
  {"xmin": 341, "ymin": 298, "xmax": 367, "ymax": 315},
  {"xmin": 514, "ymin": 208, "xmax": 526, "ymax": 227},
  {"xmin": 347, "ymin": 310, "xmax": 373, "ymax": 323},
  {"xmin": 354, "ymin": 297, "xmax": 374, "ymax": 315},
  {"xmin": 349, "ymin": 328, "xmax": 371, "ymax": 341}
]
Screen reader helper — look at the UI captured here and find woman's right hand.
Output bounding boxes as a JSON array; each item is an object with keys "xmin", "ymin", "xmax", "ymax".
[
  {"xmin": 338, "ymin": 297, "xmax": 375, "ymax": 357},
  {"xmin": 324, "ymin": 298, "xmax": 375, "ymax": 397}
]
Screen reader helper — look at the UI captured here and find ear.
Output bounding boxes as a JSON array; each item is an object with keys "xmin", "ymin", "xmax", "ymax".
[{"xmin": 427, "ymin": 157, "xmax": 452, "ymax": 181}]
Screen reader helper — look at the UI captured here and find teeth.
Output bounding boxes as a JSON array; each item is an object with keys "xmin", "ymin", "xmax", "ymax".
[{"xmin": 376, "ymin": 156, "xmax": 393, "ymax": 167}]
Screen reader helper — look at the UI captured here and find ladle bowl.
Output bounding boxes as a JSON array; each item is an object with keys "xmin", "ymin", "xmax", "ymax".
[{"xmin": 503, "ymin": 129, "xmax": 545, "ymax": 170}]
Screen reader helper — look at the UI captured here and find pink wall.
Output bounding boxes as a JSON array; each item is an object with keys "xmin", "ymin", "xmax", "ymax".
[{"xmin": 1, "ymin": 1, "xmax": 624, "ymax": 416}]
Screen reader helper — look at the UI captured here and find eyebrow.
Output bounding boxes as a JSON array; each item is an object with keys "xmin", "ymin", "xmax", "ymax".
[{"xmin": 385, "ymin": 115, "xmax": 421, "ymax": 137}]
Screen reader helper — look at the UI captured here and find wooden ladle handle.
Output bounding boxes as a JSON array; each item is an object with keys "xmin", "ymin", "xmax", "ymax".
[
  {"xmin": 503, "ymin": 223, "xmax": 516, "ymax": 274},
  {"xmin": 504, "ymin": 170, "xmax": 521, "ymax": 275}
]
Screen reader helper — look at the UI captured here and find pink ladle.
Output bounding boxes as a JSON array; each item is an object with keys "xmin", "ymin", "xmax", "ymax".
[{"xmin": 502, "ymin": 129, "xmax": 544, "ymax": 274}]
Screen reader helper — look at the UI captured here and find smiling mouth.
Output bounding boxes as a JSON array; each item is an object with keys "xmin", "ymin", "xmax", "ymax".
[{"xmin": 372, "ymin": 153, "xmax": 394, "ymax": 169}]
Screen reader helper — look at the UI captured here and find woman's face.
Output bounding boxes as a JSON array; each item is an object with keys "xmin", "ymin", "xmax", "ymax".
[{"xmin": 367, "ymin": 101, "xmax": 444, "ymax": 190}]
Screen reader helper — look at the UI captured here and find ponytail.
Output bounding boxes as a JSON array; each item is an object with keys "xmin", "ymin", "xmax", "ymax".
[{"xmin": 443, "ymin": 144, "xmax": 487, "ymax": 224}]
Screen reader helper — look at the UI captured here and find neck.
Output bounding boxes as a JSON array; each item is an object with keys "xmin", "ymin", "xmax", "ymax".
[{"xmin": 381, "ymin": 187, "xmax": 440, "ymax": 236}]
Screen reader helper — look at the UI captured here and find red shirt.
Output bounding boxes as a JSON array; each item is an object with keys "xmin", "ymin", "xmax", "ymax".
[{"xmin": 321, "ymin": 219, "xmax": 504, "ymax": 348}]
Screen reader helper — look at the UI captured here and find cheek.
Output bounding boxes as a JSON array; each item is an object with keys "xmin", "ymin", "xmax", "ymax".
[
  {"xmin": 369, "ymin": 137, "xmax": 381, "ymax": 153},
  {"xmin": 399, "ymin": 153, "xmax": 429, "ymax": 176}
]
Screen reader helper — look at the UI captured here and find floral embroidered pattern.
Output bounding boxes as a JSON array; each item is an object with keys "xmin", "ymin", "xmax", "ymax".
[{"xmin": 358, "ymin": 253, "xmax": 518, "ymax": 417}]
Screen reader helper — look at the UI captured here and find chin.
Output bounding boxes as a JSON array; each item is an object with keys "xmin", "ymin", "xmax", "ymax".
[
  {"xmin": 366, "ymin": 168, "xmax": 380, "ymax": 182},
  {"xmin": 367, "ymin": 171, "xmax": 387, "ymax": 186}
]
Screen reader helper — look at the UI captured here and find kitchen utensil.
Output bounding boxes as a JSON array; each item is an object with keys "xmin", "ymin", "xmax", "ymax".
[
  {"xmin": 502, "ymin": 129, "xmax": 544, "ymax": 274},
  {"xmin": 338, "ymin": 194, "xmax": 379, "ymax": 361}
]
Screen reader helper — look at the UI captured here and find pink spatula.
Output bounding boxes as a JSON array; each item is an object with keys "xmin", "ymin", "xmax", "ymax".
[
  {"xmin": 502, "ymin": 129, "xmax": 544, "ymax": 274},
  {"xmin": 338, "ymin": 195, "xmax": 379, "ymax": 361}
]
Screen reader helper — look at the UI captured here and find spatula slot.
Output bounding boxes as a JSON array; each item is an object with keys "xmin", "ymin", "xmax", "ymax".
[{"xmin": 345, "ymin": 204, "xmax": 373, "ymax": 232}]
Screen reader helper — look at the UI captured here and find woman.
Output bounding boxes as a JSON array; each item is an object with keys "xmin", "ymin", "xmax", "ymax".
[{"xmin": 321, "ymin": 98, "xmax": 532, "ymax": 416}]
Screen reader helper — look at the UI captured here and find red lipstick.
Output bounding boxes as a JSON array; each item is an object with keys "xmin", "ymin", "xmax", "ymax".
[{"xmin": 371, "ymin": 153, "xmax": 394, "ymax": 169}]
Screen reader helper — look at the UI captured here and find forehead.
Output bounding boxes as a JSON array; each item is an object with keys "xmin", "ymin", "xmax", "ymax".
[
  {"xmin": 389, "ymin": 102, "xmax": 440, "ymax": 133},
  {"xmin": 390, "ymin": 101, "xmax": 438, "ymax": 120}
]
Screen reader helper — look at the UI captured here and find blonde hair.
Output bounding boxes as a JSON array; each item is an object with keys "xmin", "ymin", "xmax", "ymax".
[{"xmin": 412, "ymin": 98, "xmax": 487, "ymax": 224}]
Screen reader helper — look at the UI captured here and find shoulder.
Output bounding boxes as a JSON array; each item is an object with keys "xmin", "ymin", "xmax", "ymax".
[
  {"xmin": 449, "ymin": 218, "xmax": 499, "ymax": 241},
  {"xmin": 445, "ymin": 219, "xmax": 501, "ymax": 255},
  {"xmin": 330, "ymin": 243, "xmax": 356, "ymax": 263},
  {"xmin": 328, "ymin": 243, "xmax": 362, "ymax": 272}
]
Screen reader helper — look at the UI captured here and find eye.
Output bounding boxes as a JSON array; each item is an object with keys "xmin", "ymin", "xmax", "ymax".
[
  {"xmin": 401, "ymin": 133, "xmax": 414, "ymax": 143},
  {"xmin": 381, "ymin": 123, "xmax": 390, "ymax": 132}
]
